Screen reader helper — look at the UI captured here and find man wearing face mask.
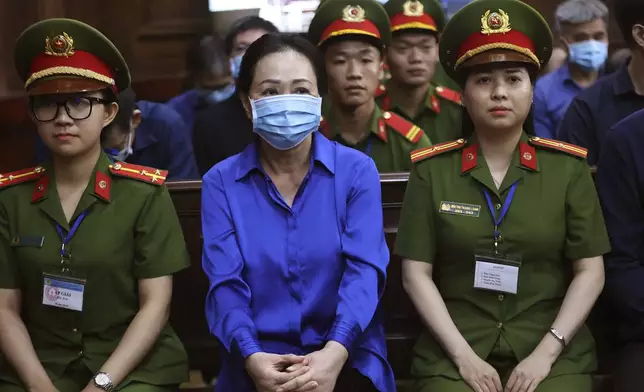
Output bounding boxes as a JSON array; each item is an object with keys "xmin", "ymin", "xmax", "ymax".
[
  {"xmin": 167, "ymin": 35, "xmax": 235, "ymax": 132},
  {"xmin": 192, "ymin": 16, "xmax": 279, "ymax": 176},
  {"xmin": 533, "ymin": 0, "xmax": 609, "ymax": 140}
]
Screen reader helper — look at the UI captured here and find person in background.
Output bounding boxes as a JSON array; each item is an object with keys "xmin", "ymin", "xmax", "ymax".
[
  {"xmin": 310, "ymin": 0, "xmax": 432, "ymax": 173},
  {"xmin": 396, "ymin": 0, "xmax": 609, "ymax": 391},
  {"xmin": 36, "ymin": 88, "xmax": 199, "ymax": 181},
  {"xmin": 202, "ymin": 32, "xmax": 394, "ymax": 392},
  {"xmin": 558, "ymin": 0, "xmax": 644, "ymax": 166},
  {"xmin": 375, "ymin": 0, "xmax": 462, "ymax": 144},
  {"xmin": 0, "ymin": 18, "xmax": 189, "ymax": 392},
  {"xmin": 192, "ymin": 16, "xmax": 278, "ymax": 176},
  {"xmin": 533, "ymin": 0, "xmax": 609, "ymax": 139},
  {"xmin": 596, "ymin": 108, "xmax": 644, "ymax": 392},
  {"xmin": 167, "ymin": 35, "xmax": 235, "ymax": 131}
]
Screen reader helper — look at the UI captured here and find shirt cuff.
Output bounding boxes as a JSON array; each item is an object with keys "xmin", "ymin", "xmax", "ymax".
[
  {"xmin": 234, "ymin": 328, "xmax": 262, "ymax": 359},
  {"xmin": 327, "ymin": 320, "xmax": 361, "ymax": 351}
]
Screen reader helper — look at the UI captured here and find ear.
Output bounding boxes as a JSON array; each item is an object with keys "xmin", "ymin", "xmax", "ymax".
[
  {"xmin": 130, "ymin": 109, "xmax": 142, "ymax": 130},
  {"xmin": 239, "ymin": 92, "xmax": 252, "ymax": 120},
  {"xmin": 633, "ymin": 24, "xmax": 644, "ymax": 49},
  {"xmin": 102, "ymin": 102, "xmax": 119, "ymax": 128}
]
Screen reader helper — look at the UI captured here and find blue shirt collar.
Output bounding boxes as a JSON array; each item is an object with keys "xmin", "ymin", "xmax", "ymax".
[{"xmin": 235, "ymin": 132, "xmax": 335, "ymax": 180}]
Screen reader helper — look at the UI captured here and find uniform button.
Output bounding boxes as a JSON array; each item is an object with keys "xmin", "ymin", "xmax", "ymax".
[
  {"xmin": 495, "ymin": 203, "xmax": 502, "ymax": 210},
  {"xmin": 78, "ymin": 350, "xmax": 84, "ymax": 356},
  {"xmin": 498, "ymin": 294, "xmax": 504, "ymax": 301},
  {"xmin": 497, "ymin": 322, "xmax": 503, "ymax": 329}
]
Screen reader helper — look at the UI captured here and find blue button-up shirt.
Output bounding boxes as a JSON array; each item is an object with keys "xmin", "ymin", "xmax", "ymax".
[
  {"xmin": 596, "ymin": 109, "xmax": 644, "ymax": 343},
  {"xmin": 557, "ymin": 64, "xmax": 644, "ymax": 166},
  {"xmin": 201, "ymin": 133, "xmax": 395, "ymax": 392},
  {"xmin": 533, "ymin": 64, "xmax": 584, "ymax": 139}
]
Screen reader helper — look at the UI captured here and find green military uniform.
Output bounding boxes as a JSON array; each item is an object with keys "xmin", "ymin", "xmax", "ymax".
[
  {"xmin": 394, "ymin": 1, "xmax": 610, "ymax": 391},
  {"xmin": 0, "ymin": 19, "xmax": 189, "ymax": 392},
  {"xmin": 310, "ymin": 0, "xmax": 432, "ymax": 172},
  {"xmin": 376, "ymin": 0, "xmax": 462, "ymax": 144},
  {"xmin": 320, "ymin": 105, "xmax": 431, "ymax": 172}
]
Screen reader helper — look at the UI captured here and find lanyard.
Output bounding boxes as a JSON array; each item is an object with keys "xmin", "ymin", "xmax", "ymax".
[
  {"xmin": 482, "ymin": 182, "xmax": 518, "ymax": 253},
  {"xmin": 55, "ymin": 211, "xmax": 87, "ymax": 262},
  {"xmin": 364, "ymin": 137, "xmax": 373, "ymax": 156}
]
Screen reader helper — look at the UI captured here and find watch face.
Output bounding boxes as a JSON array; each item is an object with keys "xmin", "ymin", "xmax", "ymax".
[{"xmin": 95, "ymin": 373, "xmax": 110, "ymax": 386}]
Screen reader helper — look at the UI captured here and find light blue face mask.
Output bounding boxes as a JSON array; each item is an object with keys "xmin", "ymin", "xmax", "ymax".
[
  {"xmin": 203, "ymin": 84, "xmax": 236, "ymax": 104},
  {"xmin": 230, "ymin": 55, "xmax": 243, "ymax": 79},
  {"xmin": 250, "ymin": 94, "xmax": 322, "ymax": 151},
  {"xmin": 568, "ymin": 40, "xmax": 608, "ymax": 71}
]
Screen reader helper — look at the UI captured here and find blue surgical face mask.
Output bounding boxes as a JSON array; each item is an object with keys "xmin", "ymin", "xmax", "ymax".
[
  {"xmin": 201, "ymin": 84, "xmax": 236, "ymax": 104},
  {"xmin": 250, "ymin": 94, "xmax": 322, "ymax": 151},
  {"xmin": 230, "ymin": 55, "xmax": 243, "ymax": 79},
  {"xmin": 105, "ymin": 132, "xmax": 133, "ymax": 161},
  {"xmin": 568, "ymin": 40, "xmax": 608, "ymax": 71}
]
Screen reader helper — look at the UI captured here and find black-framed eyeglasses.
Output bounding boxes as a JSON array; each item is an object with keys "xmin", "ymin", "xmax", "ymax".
[{"xmin": 31, "ymin": 97, "xmax": 110, "ymax": 122}]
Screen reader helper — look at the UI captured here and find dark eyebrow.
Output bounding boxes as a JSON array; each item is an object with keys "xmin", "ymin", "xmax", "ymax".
[{"xmin": 505, "ymin": 68, "xmax": 526, "ymax": 75}]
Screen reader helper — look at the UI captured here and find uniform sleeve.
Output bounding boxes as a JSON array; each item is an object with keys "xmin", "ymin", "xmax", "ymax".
[
  {"xmin": 133, "ymin": 186, "xmax": 190, "ymax": 279},
  {"xmin": 557, "ymin": 98, "xmax": 600, "ymax": 166},
  {"xmin": 394, "ymin": 162, "xmax": 436, "ymax": 263},
  {"xmin": 201, "ymin": 170, "xmax": 261, "ymax": 359},
  {"xmin": 564, "ymin": 158, "xmax": 611, "ymax": 260},
  {"xmin": 532, "ymin": 82, "xmax": 555, "ymax": 139},
  {"xmin": 416, "ymin": 133, "xmax": 433, "ymax": 148},
  {"xmin": 328, "ymin": 157, "xmax": 389, "ymax": 350},
  {"xmin": 596, "ymin": 129, "xmax": 644, "ymax": 321},
  {"xmin": 161, "ymin": 106, "xmax": 200, "ymax": 180},
  {"xmin": 0, "ymin": 200, "xmax": 17, "ymax": 289}
]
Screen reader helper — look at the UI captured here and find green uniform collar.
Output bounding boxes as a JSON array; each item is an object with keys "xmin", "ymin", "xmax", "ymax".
[
  {"xmin": 380, "ymin": 81, "xmax": 440, "ymax": 116},
  {"xmin": 322, "ymin": 105, "xmax": 388, "ymax": 143}
]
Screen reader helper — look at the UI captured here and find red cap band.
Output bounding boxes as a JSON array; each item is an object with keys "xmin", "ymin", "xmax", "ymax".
[
  {"xmin": 390, "ymin": 12, "xmax": 437, "ymax": 32},
  {"xmin": 319, "ymin": 19, "xmax": 381, "ymax": 45},
  {"xmin": 26, "ymin": 50, "xmax": 116, "ymax": 91},
  {"xmin": 455, "ymin": 29, "xmax": 538, "ymax": 68}
]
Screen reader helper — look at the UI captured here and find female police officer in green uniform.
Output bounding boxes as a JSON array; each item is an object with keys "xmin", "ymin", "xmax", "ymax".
[
  {"xmin": 394, "ymin": 1, "xmax": 609, "ymax": 391},
  {"xmin": 0, "ymin": 19, "xmax": 189, "ymax": 392}
]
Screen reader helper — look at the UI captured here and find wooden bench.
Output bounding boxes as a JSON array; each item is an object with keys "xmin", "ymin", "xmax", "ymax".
[{"xmin": 168, "ymin": 173, "xmax": 615, "ymax": 391}]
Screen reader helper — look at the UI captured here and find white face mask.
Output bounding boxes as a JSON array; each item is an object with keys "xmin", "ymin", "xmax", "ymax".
[{"xmin": 112, "ymin": 132, "xmax": 133, "ymax": 161}]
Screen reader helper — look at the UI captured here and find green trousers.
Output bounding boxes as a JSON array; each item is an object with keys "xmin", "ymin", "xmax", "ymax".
[
  {"xmin": 414, "ymin": 335, "xmax": 592, "ymax": 392},
  {"xmin": 0, "ymin": 361, "xmax": 176, "ymax": 392}
]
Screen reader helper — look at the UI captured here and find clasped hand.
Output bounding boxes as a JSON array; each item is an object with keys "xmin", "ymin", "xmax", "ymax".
[{"xmin": 245, "ymin": 342, "xmax": 348, "ymax": 392}]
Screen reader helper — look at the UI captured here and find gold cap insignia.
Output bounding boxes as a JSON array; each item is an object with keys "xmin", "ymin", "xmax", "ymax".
[
  {"xmin": 403, "ymin": 0, "xmax": 424, "ymax": 17},
  {"xmin": 45, "ymin": 32, "xmax": 75, "ymax": 57},
  {"xmin": 342, "ymin": 5, "xmax": 366, "ymax": 22},
  {"xmin": 481, "ymin": 10, "xmax": 511, "ymax": 35}
]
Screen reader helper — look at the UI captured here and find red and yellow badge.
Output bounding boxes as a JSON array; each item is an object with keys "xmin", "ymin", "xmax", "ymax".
[
  {"xmin": 403, "ymin": 0, "xmax": 424, "ymax": 17},
  {"xmin": 109, "ymin": 162, "xmax": 167, "ymax": 185},
  {"xmin": 342, "ymin": 5, "xmax": 366, "ymax": 22},
  {"xmin": 45, "ymin": 32, "xmax": 75, "ymax": 57},
  {"xmin": 481, "ymin": 9, "xmax": 511, "ymax": 35}
]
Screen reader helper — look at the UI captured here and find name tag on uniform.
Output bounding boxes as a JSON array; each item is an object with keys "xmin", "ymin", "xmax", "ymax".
[
  {"xmin": 439, "ymin": 201, "xmax": 481, "ymax": 217},
  {"xmin": 42, "ymin": 274, "xmax": 85, "ymax": 312},
  {"xmin": 473, "ymin": 254, "xmax": 521, "ymax": 294},
  {"xmin": 11, "ymin": 235, "xmax": 45, "ymax": 248}
]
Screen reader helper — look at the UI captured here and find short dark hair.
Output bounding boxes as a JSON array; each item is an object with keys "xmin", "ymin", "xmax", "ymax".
[
  {"xmin": 224, "ymin": 16, "xmax": 279, "ymax": 56},
  {"xmin": 186, "ymin": 35, "xmax": 230, "ymax": 85},
  {"xmin": 613, "ymin": 0, "xmax": 644, "ymax": 47},
  {"xmin": 103, "ymin": 87, "xmax": 137, "ymax": 139},
  {"xmin": 236, "ymin": 33, "xmax": 326, "ymax": 97}
]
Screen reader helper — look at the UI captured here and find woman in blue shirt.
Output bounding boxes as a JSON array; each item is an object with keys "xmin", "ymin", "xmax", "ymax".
[{"xmin": 201, "ymin": 33, "xmax": 395, "ymax": 392}]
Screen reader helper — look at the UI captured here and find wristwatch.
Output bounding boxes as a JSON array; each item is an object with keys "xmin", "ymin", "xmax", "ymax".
[{"xmin": 93, "ymin": 372, "xmax": 114, "ymax": 392}]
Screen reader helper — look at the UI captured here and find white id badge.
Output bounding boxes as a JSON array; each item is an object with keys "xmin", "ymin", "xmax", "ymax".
[
  {"xmin": 42, "ymin": 274, "xmax": 86, "ymax": 311},
  {"xmin": 473, "ymin": 254, "xmax": 521, "ymax": 294}
]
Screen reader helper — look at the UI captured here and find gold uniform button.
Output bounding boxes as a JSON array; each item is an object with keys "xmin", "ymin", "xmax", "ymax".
[
  {"xmin": 498, "ymin": 294, "xmax": 504, "ymax": 301},
  {"xmin": 497, "ymin": 322, "xmax": 503, "ymax": 329}
]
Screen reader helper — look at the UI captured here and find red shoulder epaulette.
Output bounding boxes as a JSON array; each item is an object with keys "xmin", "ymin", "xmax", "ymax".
[
  {"xmin": 0, "ymin": 166, "xmax": 46, "ymax": 189},
  {"xmin": 435, "ymin": 85, "xmax": 462, "ymax": 105},
  {"xmin": 109, "ymin": 162, "xmax": 167, "ymax": 185},
  {"xmin": 383, "ymin": 111, "xmax": 424, "ymax": 143},
  {"xmin": 528, "ymin": 137, "xmax": 587, "ymax": 159},
  {"xmin": 375, "ymin": 83, "xmax": 387, "ymax": 98},
  {"xmin": 410, "ymin": 139, "xmax": 466, "ymax": 163}
]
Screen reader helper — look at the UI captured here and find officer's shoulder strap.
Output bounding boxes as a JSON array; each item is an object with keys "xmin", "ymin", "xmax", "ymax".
[
  {"xmin": 383, "ymin": 111, "xmax": 425, "ymax": 143},
  {"xmin": 435, "ymin": 85, "xmax": 463, "ymax": 105},
  {"xmin": 528, "ymin": 137, "xmax": 587, "ymax": 159},
  {"xmin": 410, "ymin": 139, "xmax": 466, "ymax": 163},
  {"xmin": 0, "ymin": 166, "xmax": 46, "ymax": 190},
  {"xmin": 108, "ymin": 162, "xmax": 168, "ymax": 185},
  {"xmin": 375, "ymin": 83, "xmax": 387, "ymax": 98}
]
